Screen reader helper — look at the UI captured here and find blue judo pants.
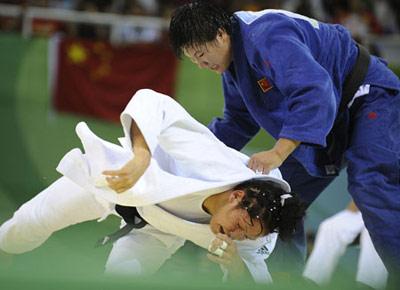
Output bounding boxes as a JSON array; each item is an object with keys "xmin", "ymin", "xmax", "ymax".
[{"xmin": 268, "ymin": 86, "xmax": 400, "ymax": 286}]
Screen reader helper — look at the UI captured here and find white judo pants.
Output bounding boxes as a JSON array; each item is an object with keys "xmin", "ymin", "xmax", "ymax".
[
  {"xmin": 303, "ymin": 210, "xmax": 388, "ymax": 289},
  {"xmin": 0, "ymin": 177, "xmax": 185, "ymax": 276}
]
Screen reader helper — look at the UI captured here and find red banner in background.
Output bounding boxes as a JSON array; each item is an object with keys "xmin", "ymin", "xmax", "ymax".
[{"xmin": 52, "ymin": 37, "xmax": 178, "ymax": 122}]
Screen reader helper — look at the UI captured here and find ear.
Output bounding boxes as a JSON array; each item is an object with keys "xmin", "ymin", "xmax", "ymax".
[
  {"xmin": 216, "ymin": 29, "xmax": 228, "ymax": 43},
  {"xmin": 182, "ymin": 46, "xmax": 194, "ymax": 58},
  {"xmin": 228, "ymin": 190, "xmax": 245, "ymax": 203}
]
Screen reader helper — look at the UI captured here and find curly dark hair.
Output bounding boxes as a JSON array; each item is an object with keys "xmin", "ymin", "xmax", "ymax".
[
  {"xmin": 169, "ymin": 1, "xmax": 232, "ymax": 58},
  {"xmin": 234, "ymin": 179, "xmax": 306, "ymax": 241}
]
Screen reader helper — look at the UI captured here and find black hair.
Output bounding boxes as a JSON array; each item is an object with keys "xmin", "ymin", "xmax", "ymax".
[
  {"xmin": 169, "ymin": 1, "xmax": 232, "ymax": 58},
  {"xmin": 234, "ymin": 179, "xmax": 306, "ymax": 241}
]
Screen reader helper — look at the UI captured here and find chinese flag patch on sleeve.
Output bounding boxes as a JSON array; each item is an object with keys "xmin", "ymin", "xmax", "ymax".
[{"xmin": 257, "ymin": 77, "xmax": 273, "ymax": 93}]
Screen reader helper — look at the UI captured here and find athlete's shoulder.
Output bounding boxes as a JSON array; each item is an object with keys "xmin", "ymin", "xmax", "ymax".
[
  {"xmin": 234, "ymin": 9, "xmax": 319, "ymax": 32},
  {"xmin": 234, "ymin": 10, "xmax": 283, "ymax": 30}
]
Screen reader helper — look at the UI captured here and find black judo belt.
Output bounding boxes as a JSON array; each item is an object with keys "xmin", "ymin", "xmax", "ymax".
[
  {"xmin": 323, "ymin": 44, "xmax": 370, "ymax": 176},
  {"xmin": 96, "ymin": 204, "xmax": 147, "ymax": 247}
]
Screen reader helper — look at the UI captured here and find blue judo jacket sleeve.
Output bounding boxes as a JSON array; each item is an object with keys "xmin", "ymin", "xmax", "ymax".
[
  {"xmin": 208, "ymin": 76, "xmax": 260, "ymax": 151},
  {"xmin": 248, "ymin": 17, "xmax": 337, "ymax": 147}
]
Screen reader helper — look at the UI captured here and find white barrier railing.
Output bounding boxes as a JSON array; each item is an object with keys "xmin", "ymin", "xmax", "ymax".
[
  {"xmin": 0, "ymin": 3, "xmax": 169, "ymax": 39},
  {"xmin": 0, "ymin": 3, "xmax": 22, "ymax": 17}
]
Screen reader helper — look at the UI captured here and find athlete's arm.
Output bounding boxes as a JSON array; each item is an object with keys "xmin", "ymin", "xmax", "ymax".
[
  {"xmin": 103, "ymin": 120, "xmax": 151, "ymax": 193},
  {"xmin": 248, "ymin": 138, "xmax": 300, "ymax": 174}
]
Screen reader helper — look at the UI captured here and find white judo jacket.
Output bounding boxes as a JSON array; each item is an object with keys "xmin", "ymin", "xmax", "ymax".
[{"xmin": 56, "ymin": 89, "xmax": 291, "ymax": 283}]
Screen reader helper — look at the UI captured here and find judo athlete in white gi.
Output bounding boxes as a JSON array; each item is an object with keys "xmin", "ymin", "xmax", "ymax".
[
  {"xmin": 303, "ymin": 201, "xmax": 388, "ymax": 289},
  {"xmin": 0, "ymin": 89, "xmax": 305, "ymax": 283}
]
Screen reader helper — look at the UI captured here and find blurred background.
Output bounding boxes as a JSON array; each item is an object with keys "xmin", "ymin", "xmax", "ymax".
[{"xmin": 0, "ymin": 0, "xmax": 399, "ymax": 289}]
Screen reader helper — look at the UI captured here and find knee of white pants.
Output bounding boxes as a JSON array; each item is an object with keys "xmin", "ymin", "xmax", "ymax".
[
  {"xmin": 105, "ymin": 237, "xmax": 159, "ymax": 276},
  {"xmin": 317, "ymin": 218, "xmax": 343, "ymax": 238},
  {"xmin": 105, "ymin": 229, "xmax": 184, "ymax": 277},
  {"xmin": 105, "ymin": 259, "xmax": 142, "ymax": 276},
  {"xmin": 317, "ymin": 211, "xmax": 363, "ymax": 244}
]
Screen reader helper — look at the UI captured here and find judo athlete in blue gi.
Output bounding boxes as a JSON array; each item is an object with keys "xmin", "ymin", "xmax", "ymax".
[{"xmin": 169, "ymin": 1, "xmax": 400, "ymax": 286}]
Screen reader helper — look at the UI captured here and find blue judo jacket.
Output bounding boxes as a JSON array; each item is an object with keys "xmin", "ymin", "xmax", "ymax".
[{"xmin": 209, "ymin": 10, "xmax": 400, "ymax": 177}]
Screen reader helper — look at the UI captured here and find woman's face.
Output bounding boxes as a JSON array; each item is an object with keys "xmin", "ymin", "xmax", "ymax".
[
  {"xmin": 209, "ymin": 190, "xmax": 266, "ymax": 240},
  {"xmin": 183, "ymin": 30, "xmax": 232, "ymax": 74}
]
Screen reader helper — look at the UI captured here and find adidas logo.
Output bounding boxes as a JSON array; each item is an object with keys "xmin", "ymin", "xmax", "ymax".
[{"xmin": 256, "ymin": 245, "xmax": 270, "ymax": 256}]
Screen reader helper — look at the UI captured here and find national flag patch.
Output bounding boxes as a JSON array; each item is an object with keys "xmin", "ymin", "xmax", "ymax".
[{"xmin": 257, "ymin": 77, "xmax": 273, "ymax": 93}]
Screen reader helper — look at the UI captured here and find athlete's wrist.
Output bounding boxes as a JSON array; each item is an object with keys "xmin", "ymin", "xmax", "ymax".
[{"xmin": 273, "ymin": 138, "xmax": 300, "ymax": 162}]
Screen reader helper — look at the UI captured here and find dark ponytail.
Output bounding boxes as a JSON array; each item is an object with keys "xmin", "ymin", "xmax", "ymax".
[{"xmin": 276, "ymin": 192, "xmax": 305, "ymax": 241}]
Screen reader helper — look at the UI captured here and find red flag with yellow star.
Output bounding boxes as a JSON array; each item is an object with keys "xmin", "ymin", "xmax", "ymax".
[{"xmin": 52, "ymin": 37, "xmax": 178, "ymax": 122}]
